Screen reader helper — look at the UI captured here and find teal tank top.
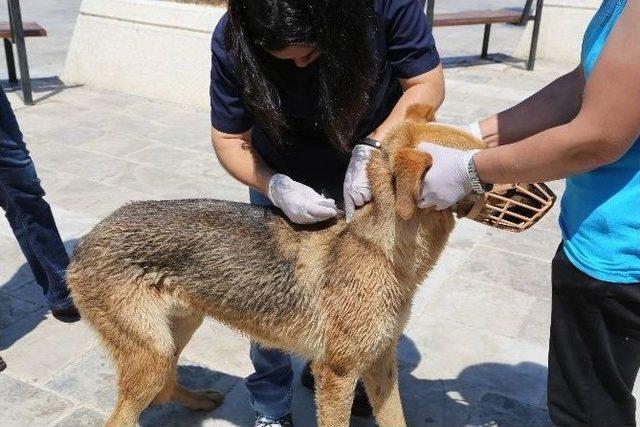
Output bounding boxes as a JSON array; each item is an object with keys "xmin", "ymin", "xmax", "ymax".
[{"xmin": 560, "ymin": 0, "xmax": 640, "ymax": 283}]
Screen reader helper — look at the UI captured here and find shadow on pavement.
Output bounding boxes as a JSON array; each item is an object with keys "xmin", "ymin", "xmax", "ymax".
[
  {"xmin": 396, "ymin": 335, "xmax": 551, "ymax": 426},
  {"xmin": 442, "ymin": 53, "xmax": 528, "ymax": 70},
  {"xmin": 139, "ymin": 364, "xmax": 249, "ymax": 427},
  {"xmin": 0, "ymin": 238, "xmax": 79, "ymax": 351},
  {"xmin": 1, "ymin": 76, "xmax": 83, "ymax": 104}
]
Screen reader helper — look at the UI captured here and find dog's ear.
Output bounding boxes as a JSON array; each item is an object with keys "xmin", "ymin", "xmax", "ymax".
[
  {"xmin": 405, "ymin": 104, "xmax": 435, "ymax": 124},
  {"xmin": 394, "ymin": 147, "xmax": 432, "ymax": 220}
]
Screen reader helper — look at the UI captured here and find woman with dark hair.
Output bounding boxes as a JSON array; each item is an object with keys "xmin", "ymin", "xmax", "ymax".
[{"xmin": 210, "ymin": 0, "xmax": 443, "ymax": 425}]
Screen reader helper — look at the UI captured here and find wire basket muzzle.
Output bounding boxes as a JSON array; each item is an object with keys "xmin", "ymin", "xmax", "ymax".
[{"xmin": 458, "ymin": 183, "xmax": 557, "ymax": 232}]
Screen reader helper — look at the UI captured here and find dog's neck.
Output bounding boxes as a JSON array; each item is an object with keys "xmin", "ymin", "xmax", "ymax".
[{"xmin": 348, "ymin": 202, "xmax": 455, "ymax": 300}]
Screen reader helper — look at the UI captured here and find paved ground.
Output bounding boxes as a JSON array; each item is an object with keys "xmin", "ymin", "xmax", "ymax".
[{"xmin": 0, "ymin": 1, "xmax": 613, "ymax": 426}]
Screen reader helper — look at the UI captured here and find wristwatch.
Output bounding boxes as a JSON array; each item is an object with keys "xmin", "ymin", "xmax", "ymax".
[
  {"xmin": 358, "ymin": 137, "xmax": 381, "ymax": 149},
  {"xmin": 468, "ymin": 152, "xmax": 493, "ymax": 194}
]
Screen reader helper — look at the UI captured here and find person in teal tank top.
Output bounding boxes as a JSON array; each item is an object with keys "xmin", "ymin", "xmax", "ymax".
[{"xmin": 414, "ymin": 0, "xmax": 640, "ymax": 425}]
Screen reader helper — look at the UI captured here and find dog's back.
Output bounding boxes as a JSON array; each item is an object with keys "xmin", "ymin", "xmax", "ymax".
[{"xmin": 69, "ymin": 198, "xmax": 321, "ymax": 331}]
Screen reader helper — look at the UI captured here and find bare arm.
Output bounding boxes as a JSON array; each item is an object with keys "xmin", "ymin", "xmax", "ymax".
[
  {"xmin": 369, "ymin": 64, "xmax": 445, "ymax": 141},
  {"xmin": 480, "ymin": 67, "xmax": 585, "ymax": 147},
  {"xmin": 475, "ymin": 0, "xmax": 640, "ymax": 184},
  {"xmin": 211, "ymin": 128, "xmax": 274, "ymax": 196}
]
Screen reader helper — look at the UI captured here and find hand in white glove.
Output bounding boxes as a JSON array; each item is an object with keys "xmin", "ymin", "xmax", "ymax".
[
  {"xmin": 343, "ymin": 144, "xmax": 377, "ymax": 222},
  {"xmin": 461, "ymin": 121, "xmax": 483, "ymax": 140},
  {"xmin": 268, "ymin": 174, "xmax": 338, "ymax": 224},
  {"xmin": 417, "ymin": 143, "xmax": 478, "ymax": 210}
]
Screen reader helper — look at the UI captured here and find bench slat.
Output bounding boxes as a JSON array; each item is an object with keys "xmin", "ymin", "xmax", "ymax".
[
  {"xmin": 433, "ymin": 9, "xmax": 523, "ymax": 27},
  {"xmin": 0, "ymin": 21, "xmax": 47, "ymax": 39}
]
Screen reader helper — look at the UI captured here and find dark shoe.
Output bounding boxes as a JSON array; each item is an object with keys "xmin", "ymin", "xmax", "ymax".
[
  {"xmin": 0, "ymin": 356, "xmax": 6, "ymax": 372},
  {"xmin": 301, "ymin": 361, "xmax": 373, "ymax": 418},
  {"xmin": 254, "ymin": 414, "xmax": 293, "ymax": 427},
  {"xmin": 51, "ymin": 305, "xmax": 81, "ymax": 323}
]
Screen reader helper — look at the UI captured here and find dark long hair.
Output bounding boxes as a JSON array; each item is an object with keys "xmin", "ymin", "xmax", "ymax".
[{"xmin": 225, "ymin": 0, "xmax": 378, "ymax": 151}]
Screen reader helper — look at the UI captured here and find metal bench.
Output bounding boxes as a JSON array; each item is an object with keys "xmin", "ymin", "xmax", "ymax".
[
  {"xmin": 424, "ymin": 0, "xmax": 544, "ymax": 70},
  {"xmin": 1, "ymin": 0, "xmax": 47, "ymax": 104}
]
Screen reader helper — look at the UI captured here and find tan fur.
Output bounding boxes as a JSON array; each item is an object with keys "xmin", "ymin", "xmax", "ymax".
[{"xmin": 67, "ymin": 105, "xmax": 485, "ymax": 427}]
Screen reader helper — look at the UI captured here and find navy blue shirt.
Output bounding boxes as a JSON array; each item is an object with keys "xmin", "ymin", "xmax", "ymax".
[{"xmin": 210, "ymin": 0, "xmax": 440, "ymax": 194}]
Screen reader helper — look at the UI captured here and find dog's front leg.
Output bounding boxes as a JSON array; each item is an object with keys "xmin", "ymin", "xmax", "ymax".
[
  {"xmin": 362, "ymin": 342, "xmax": 407, "ymax": 427},
  {"xmin": 312, "ymin": 361, "xmax": 358, "ymax": 427}
]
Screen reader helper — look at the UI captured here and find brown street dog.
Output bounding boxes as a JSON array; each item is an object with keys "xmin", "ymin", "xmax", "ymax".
[{"xmin": 67, "ymin": 105, "xmax": 485, "ymax": 427}]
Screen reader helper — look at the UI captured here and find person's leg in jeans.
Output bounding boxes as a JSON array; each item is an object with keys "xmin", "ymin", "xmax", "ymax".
[
  {"xmin": 247, "ymin": 189, "xmax": 294, "ymax": 421},
  {"xmin": 548, "ymin": 246, "xmax": 640, "ymax": 426},
  {"xmin": 247, "ymin": 343, "xmax": 294, "ymax": 420},
  {"xmin": 0, "ymin": 89, "xmax": 74, "ymax": 312}
]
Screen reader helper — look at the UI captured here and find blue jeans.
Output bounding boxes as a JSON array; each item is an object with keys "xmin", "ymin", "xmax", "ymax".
[
  {"xmin": 246, "ymin": 189, "xmax": 294, "ymax": 419},
  {"xmin": 0, "ymin": 89, "xmax": 72, "ymax": 310}
]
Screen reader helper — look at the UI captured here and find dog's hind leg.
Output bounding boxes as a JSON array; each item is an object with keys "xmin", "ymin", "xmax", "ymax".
[
  {"xmin": 106, "ymin": 347, "xmax": 172, "ymax": 427},
  {"xmin": 154, "ymin": 314, "xmax": 223, "ymax": 411},
  {"xmin": 361, "ymin": 342, "xmax": 406, "ymax": 427},
  {"xmin": 312, "ymin": 361, "xmax": 359, "ymax": 427}
]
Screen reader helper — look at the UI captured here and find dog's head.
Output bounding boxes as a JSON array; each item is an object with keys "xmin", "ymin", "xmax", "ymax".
[{"xmin": 366, "ymin": 104, "xmax": 485, "ymax": 222}]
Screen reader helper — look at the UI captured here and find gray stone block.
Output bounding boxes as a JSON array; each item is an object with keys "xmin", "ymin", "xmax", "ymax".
[
  {"xmin": 455, "ymin": 245, "xmax": 552, "ymax": 299},
  {"xmin": 0, "ymin": 374, "xmax": 74, "ymax": 427},
  {"xmin": 0, "ymin": 290, "xmax": 46, "ymax": 330},
  {"xmin": 467, "ymin": 392, "xmax": 551, "ymax": 426},
  {"xmin": 53, "ymin": 407, "xmax": 105, "ymax": 426},
  {"xmin": 44, "ymin": 346, "xmax": 120, "ymax": 412}
]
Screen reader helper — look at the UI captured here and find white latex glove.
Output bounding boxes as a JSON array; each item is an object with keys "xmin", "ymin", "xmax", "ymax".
[
  {"xmin": 461, "ymin": 121, "xmax": 483, "ymax": 140},
  {"xmin": 268, "ymin": 174, "xmax": 338, "ymax": 224},
  {"xmin": 343, "ymin": 144, "xmax": 377, "ymax": 222},
  {"xmin": 417, "ymin": 143, "xmax": 479, "ymax": 210}
]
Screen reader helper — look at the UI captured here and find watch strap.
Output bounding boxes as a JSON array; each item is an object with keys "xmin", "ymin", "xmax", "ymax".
[
  {"xmin": 468, "ymin": 151, "xmax": 493, "ymax": 194},
  {"xmin": 358, "ymin": 137, "xmax": 381, "ymax": 149}
]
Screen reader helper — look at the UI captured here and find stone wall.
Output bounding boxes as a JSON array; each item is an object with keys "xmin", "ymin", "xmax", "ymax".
[
  {"xmin": 62, "ymin": 0, "xmax": 226, "ymax": 108},
  {"xmin": 516, "ymin": 0, "xmax": 600, "ymax": 66}
]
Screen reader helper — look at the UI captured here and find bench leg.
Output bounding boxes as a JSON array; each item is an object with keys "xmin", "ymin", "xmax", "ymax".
[
  {"xmin": 8, "ymin": 0, "xmax": 33, "ymax": 104},
  {"xmin": 528, "ymin": 0, "xmax": 544, "ymax": 71},
  {"xmin": 481, "ymin": 24, "xmax": 491, "ymax": 59},
  {"xmin": 3, "ymin": 39, "xmax": 16, "ymax": 83}
]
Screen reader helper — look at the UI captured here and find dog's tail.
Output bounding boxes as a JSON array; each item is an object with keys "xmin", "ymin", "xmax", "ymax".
[{"xmin": 405, "ymin": 104, "xmax": 435, "ymax": 123}]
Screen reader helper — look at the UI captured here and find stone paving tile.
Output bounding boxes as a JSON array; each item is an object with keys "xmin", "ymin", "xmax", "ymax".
[
  {"xmin": 399, "ymin": 376, "xmax": 478, "ymax": 427},
  {"xmin": 180, "ymin": 319, "xmax": 254, "ymax": 378},
  {"xmin": 26, "ymin": 121, "xmax": 110, "ymax": 146},
  {"xmin": 43, "ymin": 176, "xmax": 149, "ymax": 219},
  {"xmin": 456, "ymin": 245, "xmax": 552, "ymax": 299},
  {"xmin": 482, "ymin": 226, "xmax": 562, "ymax": 263},
  {"xmin": 517, "ymin": 297, "xmax": 553, "ymax": 347},
  {"xmin": 46, "ymin": 205, "xmax": 99, "ymax": 240},
  {"xmin": 0, "ymin": 234, "xmax": 38, "ymax": 294},
  {"xmin": 197, "ymin": 381, "xmax": 255, "ymax": 427},
  {"xmin": 5, "ymin": 279, "xmax": 48, "ymax": 306},
  {"xmin": 0, "ymin": 374, "xmax": 75, "ymax": 427},
  {"xmin": 45, "ymin": 344, "xmax": 244, "ymax": 423},
  {"xmin": 0, "ymin": 312, "xmax": 96, "ymax": 384},
  {"xmin": 53, "ymin": 407, "xmax": 105, "ymax": 427},
  {"xmin": 467, "ymin": 392, "xmax": 551, "ymax": 426},
  {"xmin": 72, "ymin": 130, "xmax": 157, "ymax": 158},
  {"xmin": 420, "ymin": 278, "xmax": 538, "ymax": 339},
  {"xmin": 139, "ymin": 364, "xmax": 243, "ymax": 427},
  {"xmin": 44, "ymin": 346, "xmax": 121, "ymax": 412},
  {"xmin": 403, "ymin": 319, "xmax": 548, "ymax": 408},
  {"xmin": 0, "ymin": 289, "xmax": 46, "ymax": 330},
  {"xmin": 125, "ymin": 143, "xmax": 226, "ymax": 180}
]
